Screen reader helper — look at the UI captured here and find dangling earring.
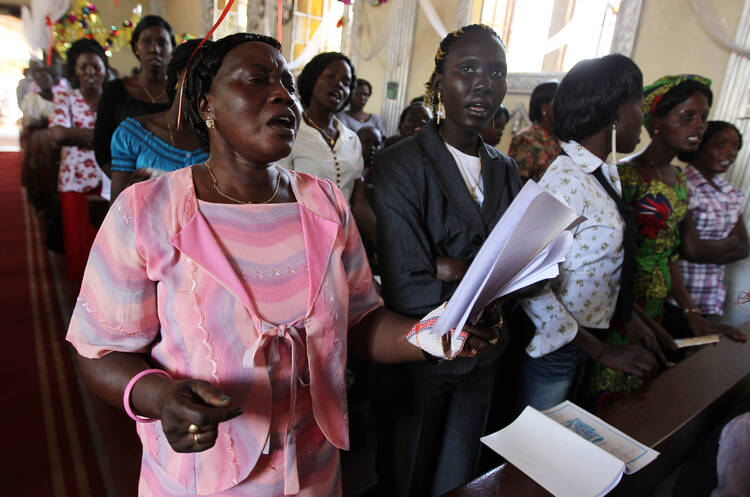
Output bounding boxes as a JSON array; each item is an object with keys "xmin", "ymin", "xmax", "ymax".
[
  {"xmin": 437, "ymin": 91, "xmax": 443, "ymax": 125},
  {"xmin": 205, "ymin": 116, "xmax": 215, "ymax": 129},
  {"xmin": 610, "ymin": 122, "xmax": 617, "ymax": 166},
  {"xmin": 653, "ymin": 129, "xmax": 660, "ymax": 135}
]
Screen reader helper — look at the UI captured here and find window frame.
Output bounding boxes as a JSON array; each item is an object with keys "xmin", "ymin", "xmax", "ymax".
[
  {"xmin": 477, "ymin": 0, "xmax": 644, "ymax": 94},
  {"xmin": 289, "ymin": 0, "xmax": 343, "ymax": 63}
]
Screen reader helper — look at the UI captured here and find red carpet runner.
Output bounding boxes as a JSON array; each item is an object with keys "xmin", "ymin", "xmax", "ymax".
[{"xmin": 0, "ymin": 152, "xmax": 107, "ymax": 496}]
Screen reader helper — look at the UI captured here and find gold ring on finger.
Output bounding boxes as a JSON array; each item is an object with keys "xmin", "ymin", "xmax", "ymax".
[
  {"xmin": 488, "ymin": 330, "xmax": 499, "ymax": 345},
  {"xmin": 188, "ymin": 423, "xmax": 199, "ymax": 434},
  {"xmin": 193, "ymin": 433, "xmax": 200, "ymax": 444}
]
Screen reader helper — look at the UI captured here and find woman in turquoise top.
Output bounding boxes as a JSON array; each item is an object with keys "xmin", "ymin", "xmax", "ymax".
[{"xmin": 110, "ymin": 40, "xmax": 210, "ymax": 202}]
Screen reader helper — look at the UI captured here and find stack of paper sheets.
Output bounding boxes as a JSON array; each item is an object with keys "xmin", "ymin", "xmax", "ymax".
[{"xmin": 407, "ymin": 180, "xmax": 582, "ymax": 359}]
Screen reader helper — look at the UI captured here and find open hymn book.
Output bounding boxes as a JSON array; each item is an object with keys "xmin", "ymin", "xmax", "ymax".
[
  {"xmin": 481, "ymin": 401, "xmax": 659, "ymax": 497},
  {"xmin": 406, "ymin": 180, "xmax": 583, "ymax": 359}
]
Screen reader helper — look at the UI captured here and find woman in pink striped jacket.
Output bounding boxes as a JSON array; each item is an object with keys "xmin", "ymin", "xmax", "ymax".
[{"xmin": 66, "ymin": 34, "xmax": 497, "ymax": 497}]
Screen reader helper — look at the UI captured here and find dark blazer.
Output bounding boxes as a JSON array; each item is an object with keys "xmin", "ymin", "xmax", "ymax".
[{"xmin": 373, "ymin": 120, "xmax": 522, "ymax": 374}]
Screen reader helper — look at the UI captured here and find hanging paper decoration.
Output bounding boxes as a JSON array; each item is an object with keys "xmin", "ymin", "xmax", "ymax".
[
  {"xmin": 45, "ymin": 15, "xmax": 54, "ymax": 65},
  {"xmin": 22, "ymin": 0, "xmax": 70, "ymax": 58},
  {"xmin": 337, "ymin": 0, "xmax": 388, "ymax": 4},
  {"xmin": 53, "ymin": 0, "xmax": 141, "ymax": 58}
]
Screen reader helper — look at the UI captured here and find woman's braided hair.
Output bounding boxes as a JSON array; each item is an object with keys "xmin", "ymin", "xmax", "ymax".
[
  {"xmin": 166, "ymin": 39, "xmax": 205, "ymax": 104},
  {"xmin": 423, "ymin": 24, "xmax": 503, "ymax": 116},
  {"xmin": 184, "ymin": 33, "xmax": 281, "ymax": 153}
]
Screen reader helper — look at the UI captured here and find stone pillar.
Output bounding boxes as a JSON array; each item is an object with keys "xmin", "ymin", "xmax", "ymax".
[
  {"xmin": 455, "ymin": 0, "xmax": 472, "ymax": 29},
  {"xmin": 149, "ymin": 0, "xmax": 166, "ymax": 17},
  {"xmin": 201, "ymin": 0, "xmax": 214, "ymax": 38},
  {"xmin": 380, "ymin": 0, "xmax": 418, "ymax": 135},
  {"xmin": 343, "ymin": 0, "xmax": 363, "ymax": 69},
  {"xmin": 610, "ymin": 0, "xmax": 644, "ymax": 56},
  {"xmin": 246, "ymin": 0, "xmax": 265, "ymax": 33}
]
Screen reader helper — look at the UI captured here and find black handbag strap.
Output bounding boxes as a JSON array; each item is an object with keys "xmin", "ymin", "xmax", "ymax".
[{"xmin": 592, "ymin": 166, "xmax": 635, "ymax": 323}]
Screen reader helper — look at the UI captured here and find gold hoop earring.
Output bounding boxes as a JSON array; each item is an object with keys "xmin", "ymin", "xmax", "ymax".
[
  {"xmin": 437, "ymin": 91, "xmax": 443, "ymax": 125},
  {"xmin": 205, "ymin": 117, "xmax": 215, "ymax": 129}
]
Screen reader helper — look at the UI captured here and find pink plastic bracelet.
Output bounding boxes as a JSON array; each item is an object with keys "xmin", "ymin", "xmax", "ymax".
[{"xmin": 123, "ymin": 369, "xmax": 172, "ymax": 423}]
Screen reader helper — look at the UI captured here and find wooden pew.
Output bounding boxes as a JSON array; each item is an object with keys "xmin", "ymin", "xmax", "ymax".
[{"xmin": 442, "ymin": 325, "xmax": 750, "ymax": 497}]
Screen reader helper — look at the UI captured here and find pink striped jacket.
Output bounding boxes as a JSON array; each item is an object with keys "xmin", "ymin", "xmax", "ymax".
[{"xmin": 66, "ymin": 167, "xmax": 382, "ymax": 494}]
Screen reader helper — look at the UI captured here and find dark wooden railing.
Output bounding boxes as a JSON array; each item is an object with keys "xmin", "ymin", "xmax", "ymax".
[{"xmin": 443, "ymin": 324, "xmax": 750, "ymax": 497}]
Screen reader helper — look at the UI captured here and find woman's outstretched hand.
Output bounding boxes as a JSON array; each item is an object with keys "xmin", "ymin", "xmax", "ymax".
[
  {"xmin": 686, "ymin": 313, "xmax": 748, "ymax": 343},
  {"xmin": 625, "ymin": 312, "xmax": 676, "ymax": 367},
  {"xmin": 594, "ymin": 343, "xmax": 659, "ymax": 379},
  {"xmin": 157, "ymin": 380, "xmax": 243, "ymax": 453}
]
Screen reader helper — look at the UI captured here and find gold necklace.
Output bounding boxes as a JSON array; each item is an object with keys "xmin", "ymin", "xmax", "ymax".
[
  {"xmin": 166, "ymin": 117, "xmax": 175, "ymax": 147},
  {"xmin": 439, "ymin": 128, "xmax": 482, "ymax": 201},
  {"xmin": 142, "ymin": 82, "xmax": 165, "ymax": 104},
  {"xmin": 204, "ymin": 160, "xmax": 282, "ymax": 204},
  {"xmin": 350, "ymin": 111, "xmax": 369, "ymax": 123},
  {"xmin": 303, "ymin": 112, "xmax": 337, "ymax": 149}
]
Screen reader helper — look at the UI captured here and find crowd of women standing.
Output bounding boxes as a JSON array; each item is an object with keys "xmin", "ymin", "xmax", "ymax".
[{"xmin": 10, "ymin": 11, "xmax": 743, "ymax": 497}]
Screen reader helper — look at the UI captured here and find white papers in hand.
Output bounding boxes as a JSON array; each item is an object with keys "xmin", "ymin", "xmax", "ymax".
[
  {"xmin": 431, "ymin": 180, "xmax": 582, "ymax": 339},
  {"xmin": 480, "ymin": 401, "xmax": 659, "ymax": 497}
]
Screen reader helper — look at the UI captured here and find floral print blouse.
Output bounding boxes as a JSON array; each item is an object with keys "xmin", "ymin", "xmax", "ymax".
[
  {"xmin": 508, "ymin": 122, "xmax": 561, "ymax": 182},
  {"xmin": 49, "ymin": 87, "xmax": 101, "ymax": 193},
  {"xmin": 522, "ymin": 141, "xmax": 625, "ymax": 358}
]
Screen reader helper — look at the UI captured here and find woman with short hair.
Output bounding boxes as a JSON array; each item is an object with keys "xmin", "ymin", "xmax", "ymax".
[
  {"xmin": 278, "ymin": 52, "xmax": 377, "ymax": 244},
  {"xmin": 94, "ymin": 15, "xmax": 175, "ymax": 175},
  {"xmin": 520, "ymin": 54, "xmax": 675, "ymax": 411}
]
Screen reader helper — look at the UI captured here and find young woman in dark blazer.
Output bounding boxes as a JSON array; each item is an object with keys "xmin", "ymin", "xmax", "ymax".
[{"xmin": 373, "ymin": 24, "xmax": 521, "ymax": 497}]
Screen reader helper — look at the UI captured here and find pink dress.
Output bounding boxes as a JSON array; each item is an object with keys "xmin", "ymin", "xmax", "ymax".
[
  {"xmin": 141, "ymin": 201, "xmax": 339, "ymax": 496},
  {"xmin": 66, "ymin": 168, "xmax": 382, "ymax": 496}
]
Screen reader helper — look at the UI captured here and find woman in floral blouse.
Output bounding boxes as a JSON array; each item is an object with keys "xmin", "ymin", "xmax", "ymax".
[
  {"xmin": 49, "ymin": 39, "xmax": 108, "ymax": 283},
  {"xmin": 508, "ymin": 81, "xmax": 560, "ymax": 181}
]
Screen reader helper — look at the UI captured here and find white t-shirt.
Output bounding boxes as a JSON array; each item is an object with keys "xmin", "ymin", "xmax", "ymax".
[{"xmin": 445, "ymin": 142, "xmax": 484, "ymax": 205}]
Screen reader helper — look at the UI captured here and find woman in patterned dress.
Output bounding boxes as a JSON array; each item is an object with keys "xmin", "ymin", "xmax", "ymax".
[
  {"xmin": 508, "ymin": 80, "xmax": 560, "ymax": 181},
  {"xmin": 49, "ymin": 39, "xmax": 108, "ymax": 283},
  {"xmin": 618, "ymin": 75, "xmax": 744, "ymax": 342},
  {"xmin": 65, "ymin": 33, "xmax": 497, "ymax": 497}
]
